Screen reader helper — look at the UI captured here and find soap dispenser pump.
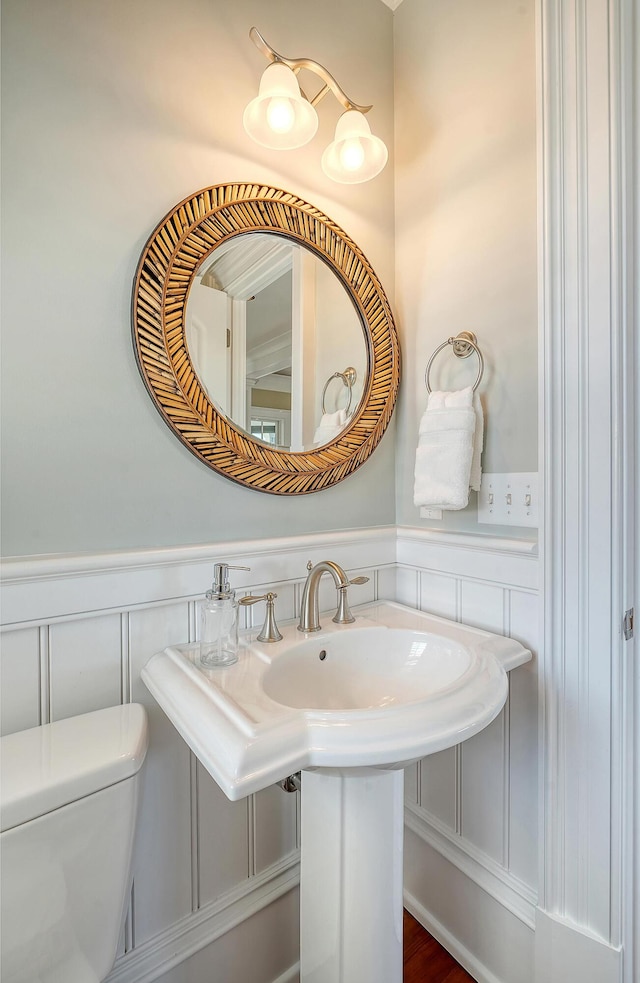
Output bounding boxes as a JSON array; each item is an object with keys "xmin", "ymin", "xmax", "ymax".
[{"xmin": 200, "ymin": 563, "xmax": 250, "ymax": 668}]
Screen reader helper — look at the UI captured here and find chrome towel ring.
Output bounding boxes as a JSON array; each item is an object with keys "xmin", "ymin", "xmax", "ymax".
[
  {"xmin": 321, "ymin": 366, "xmax": 357, "ymax": 414},
  {"xmin": 424, "ymin": 331, "xmax": 484, "ymax": 394}
]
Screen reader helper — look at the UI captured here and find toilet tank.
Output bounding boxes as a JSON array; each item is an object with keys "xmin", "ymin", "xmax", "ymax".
[{"xmin": 0, "ymin": 704, "xmax": 149, "ymax": 983}]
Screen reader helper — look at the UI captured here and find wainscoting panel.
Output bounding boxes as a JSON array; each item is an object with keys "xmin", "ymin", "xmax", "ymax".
[
  {"xmin": 0, "ymin": 529, "xmax": 395, "ymax": 982},
  {"xmin": 461, "ymin": 712, "xmax": 508, "ymax": 862},
  {"xmin": 506, "ymin": 590, "xmax": 539, "ymax": 888},
  {"xmin": 252, "ymin": 784, "xmax": 299, "ymax": 877},
  {"xmin": 0, "ymin": 626, "xmax": 40, "ymax": 734},
  {"xmin": 395, "ymin": 526, "xmax": 539, "ymax": 977},
  {"xmin": 197, "ymin": 762, "xmax": 251, "ymax": 904},
  {"xmin": 418, "ymin": 570, "xmax": 457, "ymax": 620},
  {"xmin": 419, "ymin": 748, "xmax": 457, "ymax": 829},
  {"xmin": 49, "ymin": 613, "xmax": 124, "ymax": 720},
  {"xmin": 0, "ymin": 526, "xmax": 538, "ymax": 983},
  {"xmin": 129, "ymin": 601, "xmax": 195, "ymax": 944}
]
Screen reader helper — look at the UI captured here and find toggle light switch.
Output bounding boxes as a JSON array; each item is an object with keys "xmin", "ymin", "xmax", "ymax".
[{"xmin": 478, "ymin": 473, "xmax": 538, "ymax": 527}]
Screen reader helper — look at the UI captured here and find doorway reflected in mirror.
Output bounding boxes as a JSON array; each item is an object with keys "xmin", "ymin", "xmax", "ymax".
[{"xmin": 185, "ymin": 233, "xmax": 366, "ymax": 452}]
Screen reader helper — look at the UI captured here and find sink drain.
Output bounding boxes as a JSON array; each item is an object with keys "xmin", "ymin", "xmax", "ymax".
[{"xmin": 319, "ymin": 649, "xmax": 327, "ymax": 661}]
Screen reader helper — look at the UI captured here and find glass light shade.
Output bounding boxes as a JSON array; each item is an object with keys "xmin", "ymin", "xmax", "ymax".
[
  {"xmin": 321, "ymin": 110, "xmax": 388, "ymax": 184},
  {"xmin": 243, "ymin": 62, "xmax": 318, "ymax": 150}
]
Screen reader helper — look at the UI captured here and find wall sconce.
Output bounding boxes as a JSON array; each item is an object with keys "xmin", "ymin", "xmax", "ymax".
[{"xmin": 243, "ymin": 28, "xmax": 388, "ymax": 184}]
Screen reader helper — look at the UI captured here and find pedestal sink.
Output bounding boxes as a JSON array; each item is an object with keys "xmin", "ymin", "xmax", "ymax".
[{"xmin": 142, "ymin": 600, "xmax": 531, "ymax": 983}]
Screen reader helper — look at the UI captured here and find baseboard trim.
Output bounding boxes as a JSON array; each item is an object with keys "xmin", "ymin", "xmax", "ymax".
[
  {"xmin": 272, "ymin": 966, "xmax": 300, "ymax": 983},
  {"xmin": 404, "ymin": 889, "xmax": 503, "ymax": 983},
  {"xmin": 405, "ymin": 807, "xmax": 537, "ymax": 929},
  {"xmin": 105, "ymin": 859, "xmax": 300, "ymax": 983},
  {"xmin": 534, "ymin": 909, "xmax": 623, "ymax": 983}
]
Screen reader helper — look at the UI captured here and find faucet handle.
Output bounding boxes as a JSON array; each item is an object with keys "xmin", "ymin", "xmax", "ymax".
[
  {"xmin": 238, "ymin": 592, "xmax": 282, "ymax": 643},
  {"xmin": 333, "ymin": 576, "xmax": 370, "ymax": 625}
]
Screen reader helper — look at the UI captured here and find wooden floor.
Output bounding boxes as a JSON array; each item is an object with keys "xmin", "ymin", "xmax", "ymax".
[{"xmin": 404, "ymin": 911, "xmax": 476, "ymax": 982}]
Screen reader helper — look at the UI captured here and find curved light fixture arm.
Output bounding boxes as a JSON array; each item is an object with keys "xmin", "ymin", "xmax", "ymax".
[{"xmin": 249, "ymin": 27, "xmax": 372, "ymax": 115}]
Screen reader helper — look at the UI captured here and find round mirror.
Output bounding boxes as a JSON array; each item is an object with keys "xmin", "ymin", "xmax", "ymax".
[
  {"xmin": 185, "ymin": 233, "xmax": 367, "ymax": 451},
  {"xmin": 132, "ymin": 183, "xmax": 400, "ymax": 495}
]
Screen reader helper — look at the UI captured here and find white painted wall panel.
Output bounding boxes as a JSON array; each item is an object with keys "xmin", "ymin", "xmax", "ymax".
[
  {"xmin": 0, "ymin": 627, "xmax": 40, "ymax": 734},
  {"xmin": 395, "ymin": 566, "xmax": 419, "ymax": 608},
  {"xmin": 253, "ymin": 784, "xmax": 298, "ymax": 876},
  {"xmin": 461, "ymin": 711, "xmax": 507, "ymax": 863},
  {"xmin": 49, "ymin": 613, "xmax": 123, "ymax": 720},
  {"xmin": 151, "ymin": 888, "xmax": 300, "ymax": 983},
  {"xmin": 376, "ymin": 564, "xmax": 397, "ymax": 602},
  {"xmin": 129, "ymin": 603, "xmax": 194, "ymax": 943},
  {"xmin": 460, "ymin": 581, "xmax": 506, "ymax": 634},
  {"xmin": 418, "ymin": 570, "xmax": 457, "ymax": 620},
  {"xmin": 197, "ymin": 763, "xmax": 250, "ymax": 904},
  {"xmin": 351, "ymin": 568, "xmax": 378, "ymax": 609},
  {"xmin": 404, "ymin": 763, "xmax": 419, "ymax": 806},
  {"xmin": 420, "ymin": 749, "xmax": 458, "ymax": 831},
  {"xmin": 397, "ymin": 540, "xmax": 539, "ymax": 907},
  {"xmin": 507, "ymin": 590, "xmax": 539, "ymax": 888}
]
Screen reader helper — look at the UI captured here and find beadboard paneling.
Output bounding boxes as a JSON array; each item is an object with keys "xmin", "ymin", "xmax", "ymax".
[
  {"xmin": 129, "ymin": 602, "xmax": 195, "ymax": 943},
  {"xmin": 197, "ymin": 763, "xmax": 251, "ymax": 905},
  {"xmin": 418, "ymin": 571, "xmax": 457, "ymax": 621},
  {"xmin": 253, "ymin": 784, "xmax": 299, "ymax": 877},
  {"xmin": 0, "ymin": 527, "xmax": 539, "ymax": 982},
  {"xmin": 394, "ymin": 532, "xmax": 539, "ymax": 903},
  {"xmin": 419, "ymin": 749, "xmax": 457, "ymax": 830},
  {"xmin": 507, "ymin": 590, "xmax": 539, "ymax": 887},
  {"xmin": 49, "ymin": 613, "xmax": 123, "ymax": 721},
  {"xmin": 461, "ymin": 713, "xmax": 508, "ymax": 862},
  {"xmin": 0, "ymin": 627, "xmax": 40, "ymax": 734}
]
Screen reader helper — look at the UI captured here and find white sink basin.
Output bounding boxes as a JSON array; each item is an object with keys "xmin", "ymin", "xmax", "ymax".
[
  {"xmin": 141, "ymin": 600, "xmax": 531, "ymax": 800},
  {"xmin": 262, "ymin": 627, "xmax": 474, "ymax": 711}
]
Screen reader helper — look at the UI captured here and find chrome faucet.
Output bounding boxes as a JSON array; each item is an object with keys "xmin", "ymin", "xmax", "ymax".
[{"xmin": 298, "ymin": 560, "xmax": 369, "ymax": 633}]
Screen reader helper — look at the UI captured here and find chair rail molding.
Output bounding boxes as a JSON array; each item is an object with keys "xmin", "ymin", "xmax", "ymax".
[{"xmin": 538, "ymin": 0, "xmax": 636, "ymax": 980}]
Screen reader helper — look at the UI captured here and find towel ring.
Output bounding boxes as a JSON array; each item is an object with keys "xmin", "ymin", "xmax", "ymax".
[
  {"xmin": 424, "ymin": 331, "xmax": 484, "ymax": 394},
  {"xmin": 321, "ymin": 366, "xmax": 357, "ymax": 414}
]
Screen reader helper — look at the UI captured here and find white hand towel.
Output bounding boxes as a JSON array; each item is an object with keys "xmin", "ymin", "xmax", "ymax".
[
  {"xmin": 469, "ymin": 393, "xmax": 484, "ymax": 492},
  {"xmin": 313, "ymin": 408, "xmax": 347, "ymax": 446},
  {"xmin": 413, "ymin": 387, "xmax": 481, "ymax": 509}
]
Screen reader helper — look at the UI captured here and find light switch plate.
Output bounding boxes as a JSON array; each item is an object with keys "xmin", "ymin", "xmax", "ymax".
[{"xmin": 478, "ymin": 473, "xmax": 538, "ymax": 527}]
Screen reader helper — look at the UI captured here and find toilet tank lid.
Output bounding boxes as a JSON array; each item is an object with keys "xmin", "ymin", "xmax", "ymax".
[{"xmin": 0, "ymin": 704, "xmax": 149, "ymax": 832}]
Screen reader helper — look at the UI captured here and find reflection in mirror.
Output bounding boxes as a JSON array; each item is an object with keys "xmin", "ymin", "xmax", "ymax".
[{"xmin": 185, "ymin": 234, "xmax": 367, "ymax": 452}]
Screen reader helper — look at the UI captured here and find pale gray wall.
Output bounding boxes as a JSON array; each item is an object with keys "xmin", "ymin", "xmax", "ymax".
[
  {"xmin": 393, "ymin": 0, "xmax": 538, "ymax": 533},
  {"xmin": 1, "ymin": 0, "xmax": 540, "ymax": 557},
  {"xmin": 0, "ymin": 0, "xmax": 395, "ymax": 556}
]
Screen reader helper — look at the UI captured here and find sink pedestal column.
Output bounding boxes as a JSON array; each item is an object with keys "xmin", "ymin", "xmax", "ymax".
[{"xmin": 300, "ymin": 767, "xmax": 404, "ymax": 983}]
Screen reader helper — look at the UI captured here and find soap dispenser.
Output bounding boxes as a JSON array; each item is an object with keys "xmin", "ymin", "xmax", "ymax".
[{"xmin": 200, "ymin": 563, "xmax": 250, "ymax": 668}]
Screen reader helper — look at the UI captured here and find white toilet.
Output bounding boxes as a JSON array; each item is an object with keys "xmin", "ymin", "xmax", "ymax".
[{"xmin": 0, "ymin": 703, "xmax": 149, "ymax": 983}]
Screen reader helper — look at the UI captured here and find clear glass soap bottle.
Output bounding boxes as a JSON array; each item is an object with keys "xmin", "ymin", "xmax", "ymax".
[{"xmin": 200, "ymin": 563, "xmax": 250, "ymax": 669}]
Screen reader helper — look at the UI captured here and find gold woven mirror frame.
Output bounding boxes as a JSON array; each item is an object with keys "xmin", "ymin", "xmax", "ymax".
[{"xmin": 132, "ymin": 183, "xmax": 400, "ymax": 494}]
